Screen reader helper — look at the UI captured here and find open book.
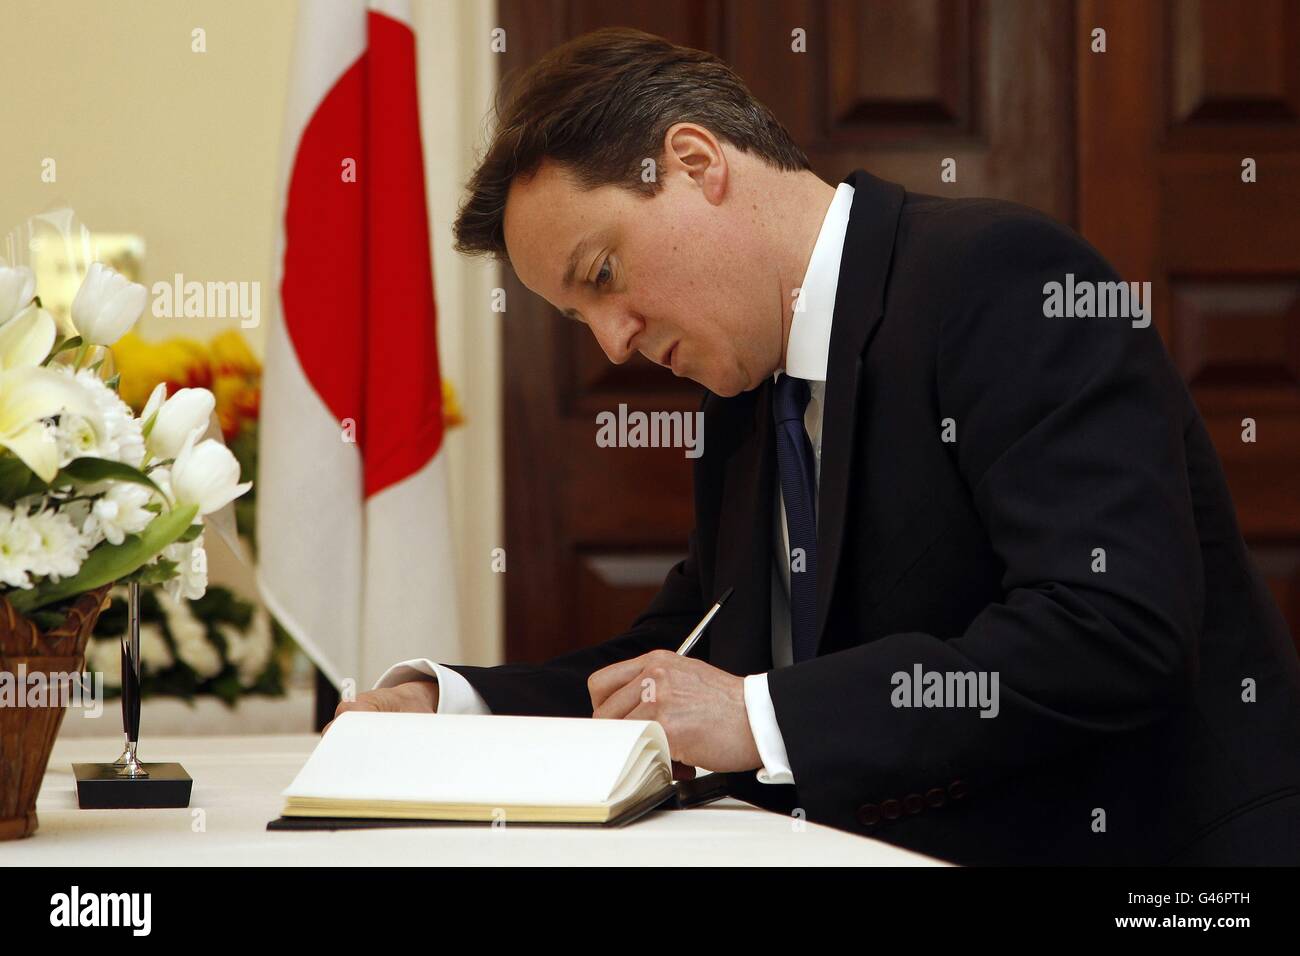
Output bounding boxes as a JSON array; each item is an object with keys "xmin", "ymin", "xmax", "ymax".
[{"xmin": 269, "ymin": 711, "xmax": 676, "ymax": 828}]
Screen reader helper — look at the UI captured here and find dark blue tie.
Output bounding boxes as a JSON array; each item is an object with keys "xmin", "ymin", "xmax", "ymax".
[{"xmin": 773, "ymin": 374, "xmax": 818, "ymax": 663}]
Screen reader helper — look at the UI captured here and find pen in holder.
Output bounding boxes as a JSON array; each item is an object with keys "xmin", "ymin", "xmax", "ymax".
[{"xmin": 74, "ymin": 582, "xmax": 194, "ymax": 809}]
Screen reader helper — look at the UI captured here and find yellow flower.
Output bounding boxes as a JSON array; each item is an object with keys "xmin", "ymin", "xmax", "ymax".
[
  {"xmin": 111, "ymin": 333, "xmax": 212, "ymax": 410},
  {"xmin": 209, "ymin": 329, "xmax": 260, "ymax": 377}
]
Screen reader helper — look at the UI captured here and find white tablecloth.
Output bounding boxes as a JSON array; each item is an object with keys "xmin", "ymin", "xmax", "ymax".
[{"xmin": 7, "ymin": 734, "xmax": 944, "ymax": 866}]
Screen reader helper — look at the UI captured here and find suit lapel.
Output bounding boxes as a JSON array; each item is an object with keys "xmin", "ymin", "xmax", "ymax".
[
  {"xmin": 814, "ymin": 170, "xmax": 906, "ymax": 653},
  {"xmin": 706, "ymin": 386, "xmax": 775, "ymax": 676}
]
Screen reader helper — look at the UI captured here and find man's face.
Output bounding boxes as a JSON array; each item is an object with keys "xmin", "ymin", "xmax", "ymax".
[{"xmin": 502, "ymin": 158, "xmax": 779, "ymax": 397}]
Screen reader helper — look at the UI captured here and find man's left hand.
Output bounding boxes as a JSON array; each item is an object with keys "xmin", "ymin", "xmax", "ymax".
[{"xmin": 588, "ymin": 650, "xmax": 762, "ymax": 773}]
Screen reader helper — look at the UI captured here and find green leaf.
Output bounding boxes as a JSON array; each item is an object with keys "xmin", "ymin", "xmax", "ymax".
[
  {"xmin": 176, "ymin": 523, "xmax": 203, "ymax": 543},
  {"xmin": 57, "ymin": 457, "xmax": 167, "ymax": 500},
  {"xmin": 0, "ymin": 456, "xmax": 46, "ymax": 504},
  {"xmin": 126, "ymin": 557, "xmax": 179, "ymax": 585},
  {"xmin": 8, "ymin": 503, "xmax": 199, "ymax": 613},
  {"xmin": 44, "ymin": 335, "xmax": 83, "ymax": 365},
  {"xmin": 141, "ymin": 407, "xmax": 160, "ymax": 440}
]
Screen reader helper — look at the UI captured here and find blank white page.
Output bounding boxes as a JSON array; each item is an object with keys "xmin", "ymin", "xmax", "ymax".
[{"xmin": 283, "ymin": 712, "xmax": 669, "ymax": 806}]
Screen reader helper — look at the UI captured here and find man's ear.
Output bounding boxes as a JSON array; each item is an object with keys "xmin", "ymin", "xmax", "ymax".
[{"xmin": 663, "ymin": 122, "xmax": 728, "ymax": 205}]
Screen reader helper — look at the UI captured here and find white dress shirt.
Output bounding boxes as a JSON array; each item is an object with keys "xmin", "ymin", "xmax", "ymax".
[{"xmin": 375, "ymin": 182, "xmax": 857, "ymax": 788}]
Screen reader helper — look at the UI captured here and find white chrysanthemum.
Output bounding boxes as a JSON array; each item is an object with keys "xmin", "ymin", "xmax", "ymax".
[
  {"xmin": 25, "ymin": 507, "xmax": 89, "ymax": 581},
  {"xmin": 52, "ymin": 367, "xmax": 145, "ymax": 467},
  {"xmin": 159, "ymin": 588, "xmax": 204, "ymax": 643},
  {"xmin": 139, "ymin": 621, "xmax": 174, "ymax": 672},
  {"xmin": 159, "ymin": 590, "xmax": 221, "ymax": 678},
  {"xmin": 220, "ymin": 608, "xmax": 273, "ymax": 687},
  {"xmin": 84, "ymin": 636, "xmax": 122, "ymax": 689},
  {"xmin": 175, "ymin": 626, "xmax": 222, "ymax": 679},
  {"xmin": 162, "ymin": 532, "xmax": 207, "ymax": 602},
  {"xmin": 56, "ymin": 496, "xmax": 97, "ymax": 547},
  {"xmin": 86, "ymin": 482, "xmax": 154, "ymax": 545},
  {"xmin": 0, "ymin": 505, "xmax": 39, "ymax": 588},
  {"xmin": 51, "ymin": 411, "xmax": 99, "ymax": 466}
]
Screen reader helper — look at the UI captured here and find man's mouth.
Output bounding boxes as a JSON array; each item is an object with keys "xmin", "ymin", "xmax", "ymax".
[{"xmin": 660, "ymin": 341, "xmax": 679, "ymax": 370}]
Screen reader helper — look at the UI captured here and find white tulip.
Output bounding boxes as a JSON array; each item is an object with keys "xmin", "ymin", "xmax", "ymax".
[
  {"xmin": 71, "ymin": 262, "xmax": 147, "ymax": 346},
  {"xmin": 147, "ymin": 387, "xmax": 215, "ymax": 460},
  {"xmin": 170, "ymin": 427, "xmax": 251, "ymax": 516},
  {"xmin": 0, "ymin": 266, "xmax": 35, "ymax": 324}
]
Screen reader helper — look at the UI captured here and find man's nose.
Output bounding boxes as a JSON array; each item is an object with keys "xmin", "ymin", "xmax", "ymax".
[{"xmin": 588, "ymin": 310, "xmax": 642, "ymax": 365}]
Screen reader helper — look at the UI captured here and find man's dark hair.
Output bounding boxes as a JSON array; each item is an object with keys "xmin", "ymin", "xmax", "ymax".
[{"xmin": 452, "ymin": 27, "xmax": 812, "ymax": 262}]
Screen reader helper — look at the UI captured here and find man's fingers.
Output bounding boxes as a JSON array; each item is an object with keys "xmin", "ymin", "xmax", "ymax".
[
  {"xmin": 587, "ymin": 654, "xmax": 657, "ymax": 710},
  {"xmin": 592, "ymin": 672, "xmax": 650, "ymax": 719}
]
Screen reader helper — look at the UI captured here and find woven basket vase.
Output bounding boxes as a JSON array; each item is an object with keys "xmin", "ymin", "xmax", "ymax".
[{"xmin": 0, "ymin": 584, "xmax": 112, "ymax": 840}]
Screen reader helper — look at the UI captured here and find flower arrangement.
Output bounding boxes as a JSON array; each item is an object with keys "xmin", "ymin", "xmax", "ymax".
[
  {"xmin": 77, "ymin": 326, "xmax": 466, "ymax": 705},
  {"xmin": 0, "ymin": 260, "xmax": 251, "ymax": 624},
  {"xmin": 0, "ymin": 255, "xmax": 256, "ymax": 839},
  {"xmin": 84, "ymin": 328, "xmax": 288, "ymax": 702}
]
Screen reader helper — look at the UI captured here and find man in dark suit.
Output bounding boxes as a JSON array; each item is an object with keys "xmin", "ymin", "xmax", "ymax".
[{"xmin": 344, "ymin": 28, "xmax": 1300, "ymax": 864}]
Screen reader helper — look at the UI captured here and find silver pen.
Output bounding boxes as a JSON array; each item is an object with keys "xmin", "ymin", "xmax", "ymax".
[{"xmin": 675, "ymin": 587, "xmax": 734, "ymax": 657}]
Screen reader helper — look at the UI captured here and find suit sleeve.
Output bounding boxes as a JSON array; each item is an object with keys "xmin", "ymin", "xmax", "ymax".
[
  {"xmin": 445, "ymin": 528, "xmax": 706, "ymax": 716},
  {"xmin": 766, "ymin": 212, "xmax": 1204, "ymax": 829}
]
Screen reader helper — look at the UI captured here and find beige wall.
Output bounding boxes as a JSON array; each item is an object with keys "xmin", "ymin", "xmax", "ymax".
[
  {"xmin": 0, "ymin": 0, "xmax": 504, "ymax": 668},
  {"xmin": 0, "ymin": 0, "xmax": 294, "ymax": 347}
]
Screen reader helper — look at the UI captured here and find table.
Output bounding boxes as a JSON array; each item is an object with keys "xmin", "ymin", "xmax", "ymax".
[{"xmin": 7, "ymin": 735, "xmax": 944, "ymax": 866}]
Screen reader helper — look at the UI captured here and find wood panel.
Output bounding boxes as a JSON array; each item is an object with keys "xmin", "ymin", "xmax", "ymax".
[
  {"xmin": 1169, "ymin": 0, "xmax": 1300, "ymax": 126},
  {"xmin": 725, "ymin": 0, "xmax": 1075, "ymax": 221}
]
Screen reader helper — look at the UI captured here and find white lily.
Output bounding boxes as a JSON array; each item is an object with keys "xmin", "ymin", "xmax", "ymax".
[
  {"xmin": 0, "ymin": 302, "xmax": 103, "ymax": 481},
  {"xmin": 71, "ymin": 262, "xmax": 147, "ymax": 346},
  {"xmin": 0, "ymin": 306, "xmax": 57, "ymax": 370},
  {"xmin": 147, "ymin": 387, "xmax": 215, "ymax": 461},
  {"xmin": 0, "ymin": 266, "xmax": 36, "ymax": 324},
  {"xmin": 170, "ymin": 427, "xmax": 251, "ymax": 515}
]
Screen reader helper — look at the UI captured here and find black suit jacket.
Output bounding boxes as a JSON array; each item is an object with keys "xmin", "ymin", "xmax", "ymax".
[{"xmin": 452, "ymin": 170, "xmax": 1300, "ymax": 865}]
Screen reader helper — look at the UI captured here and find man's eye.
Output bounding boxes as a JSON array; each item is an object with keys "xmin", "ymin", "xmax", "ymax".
[{"xmin": 594, "ymin": 259, "xmax": 613, "ymax": 288}]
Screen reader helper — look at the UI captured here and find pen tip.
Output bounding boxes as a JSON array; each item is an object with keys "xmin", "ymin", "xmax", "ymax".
[{"xmin": 718, "ymin": 586, "xmax": 734, "ymax": 605}]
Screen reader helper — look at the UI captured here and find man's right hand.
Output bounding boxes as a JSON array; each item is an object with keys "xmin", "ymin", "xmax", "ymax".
[{"xmin": 325, "ymin": 679, "xmax": 439, "ymax": 734}]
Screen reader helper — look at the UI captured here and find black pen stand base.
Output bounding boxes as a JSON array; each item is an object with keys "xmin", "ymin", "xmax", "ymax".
[{"xmin": 73, "ymin": 763, "xmax": 193, "ymax": 809}]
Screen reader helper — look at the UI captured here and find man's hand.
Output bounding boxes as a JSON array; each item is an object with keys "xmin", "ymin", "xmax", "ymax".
[
  {"xmin": 588, "ymin": 650, "xmax": 761, "ymax": 773},
  {"xmin": 323, "ymin": 679, "xmax": 439, "ymax": 734}
]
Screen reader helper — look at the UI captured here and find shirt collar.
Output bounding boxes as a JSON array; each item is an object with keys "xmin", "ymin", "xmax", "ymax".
[{"xmin": 773, "ymin": 181, "xmax": 855, "ymax": 385}]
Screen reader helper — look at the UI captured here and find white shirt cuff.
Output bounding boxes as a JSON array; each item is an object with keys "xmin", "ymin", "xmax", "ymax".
[
  {"xmin": 743, "ymin": 672, "xmax": 795, "ymax": 785},
  {"xmin": 372, "ymin": 659, "xmax": 492, "ymax": 715}
]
